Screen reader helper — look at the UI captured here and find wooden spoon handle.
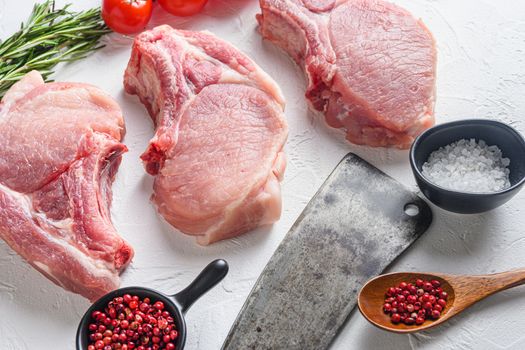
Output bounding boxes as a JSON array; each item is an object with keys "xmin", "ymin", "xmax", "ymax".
[
  {"xmin": 481, "ymin": 268, "xmax": 525, "ymax": 291},
  {"xmin": 452, "ymin": 268, "xmax": 525, "ymax": 311}
]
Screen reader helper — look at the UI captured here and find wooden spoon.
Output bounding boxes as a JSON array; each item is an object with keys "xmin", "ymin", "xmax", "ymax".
[{"xmin": 358, "ymin": 269, "xmax": 525, "ymax": 333}]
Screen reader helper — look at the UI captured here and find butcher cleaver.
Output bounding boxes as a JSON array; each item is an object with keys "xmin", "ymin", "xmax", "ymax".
[{"xmin": 222, "ymin": 153, "xmax": 432, "ymax": 349}]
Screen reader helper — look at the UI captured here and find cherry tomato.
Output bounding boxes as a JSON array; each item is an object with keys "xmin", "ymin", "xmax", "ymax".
[
  {"xmin": 158, "ymin": 0, "xmax": 209, "ymax": 17},
  {"xmin": 102, "ymin": 0, "xmax": 153, "ymax": 34}
]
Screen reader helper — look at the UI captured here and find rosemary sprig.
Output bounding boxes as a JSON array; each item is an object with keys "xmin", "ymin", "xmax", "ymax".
[{"xmin": 0, "ymin": 1, "xmax": 111, "ymax": 98}]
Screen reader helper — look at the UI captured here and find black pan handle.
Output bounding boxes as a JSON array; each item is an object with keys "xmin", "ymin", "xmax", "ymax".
[{"xmin": 172, "ymin": 259, "xmax": 229, "ymax": 314}]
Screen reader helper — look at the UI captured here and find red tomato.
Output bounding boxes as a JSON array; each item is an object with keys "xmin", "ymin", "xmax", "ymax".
[
  {"xmin": 102, "ymin": 0, "xmax": 153, "ymax": 34},
  {"xmin": 158, "ymin": 0, "xmax": 209, "ymax": 17}
]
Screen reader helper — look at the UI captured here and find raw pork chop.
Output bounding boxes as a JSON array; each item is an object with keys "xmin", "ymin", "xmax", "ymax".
[
  {"xmin": 0, "ymin": 71, "xmax": 133, "ymax": 301},
  {"xmin": 124, "ymin": 25, "xmax": 288, "ymax": 245},
  {"xmin": 257, "ymin": 0, "xmax": 437, "ymax": 148}
]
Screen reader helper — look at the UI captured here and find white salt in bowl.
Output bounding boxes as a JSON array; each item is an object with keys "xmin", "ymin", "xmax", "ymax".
[{"xmin": 410, "ymin": 119, "xmax": 525, "ymax": 213}]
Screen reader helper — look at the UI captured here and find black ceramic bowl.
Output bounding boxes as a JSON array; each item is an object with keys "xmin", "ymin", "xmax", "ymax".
[
  {"xmin": 76, "ymin": 259, "xmax": 228, "ymax": 350},
  {"xmin": 410, "ymin": 119, "xmax": 525, "ymax": 214}
]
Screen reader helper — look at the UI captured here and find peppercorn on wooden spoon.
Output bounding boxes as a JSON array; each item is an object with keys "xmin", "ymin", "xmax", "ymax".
[{"xmin": 358, "ymin": 269, "xmax": 525, "ymax": 333}]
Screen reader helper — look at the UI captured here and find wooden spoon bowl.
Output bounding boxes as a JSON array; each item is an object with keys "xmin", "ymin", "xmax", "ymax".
[{"xmin": 358, "ymin": 269, "xmax": 525, "ymax": 333}]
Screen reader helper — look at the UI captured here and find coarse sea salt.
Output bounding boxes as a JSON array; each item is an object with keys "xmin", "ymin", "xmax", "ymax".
[{"xmin": 422, "ymin": 138, "xmax": 511, "ymax": 193}]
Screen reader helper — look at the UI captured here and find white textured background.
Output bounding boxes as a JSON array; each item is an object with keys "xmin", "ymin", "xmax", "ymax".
[{"xmin": 1, "ymin": 1, "xmax": 525, "ymax": 349}]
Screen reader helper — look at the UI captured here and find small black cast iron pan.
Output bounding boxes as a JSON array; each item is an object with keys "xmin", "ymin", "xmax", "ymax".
[{"xmin": 76, "ymin": 259, "xmax": 229, "ymax": 349}]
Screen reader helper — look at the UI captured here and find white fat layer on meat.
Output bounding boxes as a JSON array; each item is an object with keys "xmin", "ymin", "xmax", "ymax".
[
  {"xmin": 34, "ymin": 262, "xmax": 52, "ymax": 275},
  {"xmin": 33, "ymin": 213, "xmax": 74, "ymax": 231},
  {"xmin": 0, "ymin": 182, "xmax": 33, "ymax": 209},
  {"xmin": 219, "ymin": 59, "xmax": 286, "ymax": 107},
  {"xmin": 219, "ymin": 69, "xmax": 253, "ymax": 85},
  {"xmin": 34, "ymin": 219, "xmax": 117, "ymax": 282},
  {"xmin": 33, "ymin": 261, "xmax": 63, "ymax": 287},
  {"xmin": 182, "ymin": 40, "xmax": 250, "ymax": 86},
  {"xmin": 0, "ymin": 183, "xmax": 116, "ymax": 282},
  {"xmin": 180, "ymin": 31, "xmax": 285, "ymax": 106}
]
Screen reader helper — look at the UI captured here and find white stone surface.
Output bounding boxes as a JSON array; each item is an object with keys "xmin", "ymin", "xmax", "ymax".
[{"xmin": 1, "ymin": 1, "xmax": 525, "ymax": 349}]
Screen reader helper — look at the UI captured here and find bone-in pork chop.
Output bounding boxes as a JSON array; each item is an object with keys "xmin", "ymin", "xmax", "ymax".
[
  {"xmin": 257, "ymin": 0, "xmax": 437, "ymax": 148},
  {"xmin": 124, "ymin": 26, "xmax": 288, "ymax": 245},
  {"xmin": 0, "ymin": 71, "xmax": 133, "ymax": 301}
]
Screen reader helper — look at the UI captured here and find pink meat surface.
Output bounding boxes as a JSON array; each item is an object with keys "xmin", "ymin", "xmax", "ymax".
[
  {"xmin": 0, "ymin": 71, "xmax": 133, "ymax": 301},
  {"xmin": 258, "ymin": 0, "xmax": 437, "ymax": 148},
  {"xmin": 124, "ymin": 25, "xmax": 288, "ymax": 245}
]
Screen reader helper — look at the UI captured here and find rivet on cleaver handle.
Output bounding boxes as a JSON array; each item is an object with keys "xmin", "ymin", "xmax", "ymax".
[{"xmin": 222, "ymin": 153, "xmax": 432, "ymax": 350}]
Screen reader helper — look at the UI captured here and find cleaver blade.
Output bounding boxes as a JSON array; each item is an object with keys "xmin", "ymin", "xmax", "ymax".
[{"xmin": 222, "ymin": 153, "xmax": 432, "ymax": 350}]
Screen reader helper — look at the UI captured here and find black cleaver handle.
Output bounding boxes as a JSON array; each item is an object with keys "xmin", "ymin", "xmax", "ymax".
[{"xmin": 222, "ymin": 153, "xmax": 432, "ymax": 350}]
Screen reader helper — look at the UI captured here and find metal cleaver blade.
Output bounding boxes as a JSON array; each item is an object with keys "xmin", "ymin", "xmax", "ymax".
[{"xmin": 222, "ymin": 153, "xmax": 432, "ymax": 350}]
